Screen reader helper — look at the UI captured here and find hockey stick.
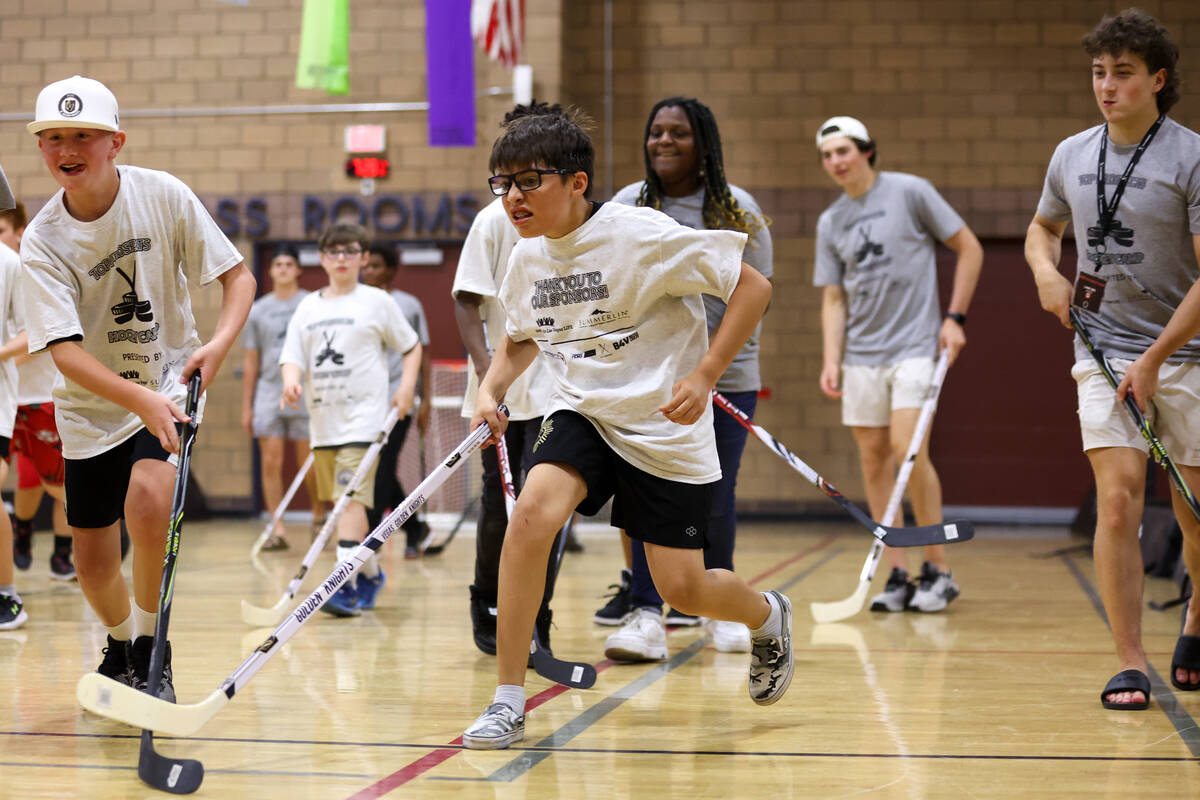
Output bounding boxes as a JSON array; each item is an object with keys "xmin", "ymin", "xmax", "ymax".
[
  {"xmin": 1071, "ymin": 308, "xmax": 1200, "ymax": 525},
  {"xmin": 241, "ymin": 407, "xmax": 401, "ymax": 626},
  {"xmin": 77, "ymin": 413, "xmax": 500, "ymax": 737},
  {"xmin": 810, "ymin": 351, "xmax": 951, "ymax": 623},
  {"xmin": 138, "ymin": 372, "xmax": 204, "ymax": 794},
  {"xmin": 496, "ymin": 438, "xmax": 596, "ymax": 689},
  {"xmin": 249, "ymin": 451, "xmax": 315, "ymax": 559},
  {"xmin": 712, "ymin": 391, "xmax": 973, "ymax": 547}
]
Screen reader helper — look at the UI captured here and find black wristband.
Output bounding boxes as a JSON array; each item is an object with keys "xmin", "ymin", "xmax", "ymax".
[{"xmin": 946, "ymin": 312, "xmax": 966, "ymax": 327}]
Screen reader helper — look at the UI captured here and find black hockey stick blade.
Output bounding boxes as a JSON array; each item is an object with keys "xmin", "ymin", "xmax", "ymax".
[
  {"xmin": 531, "ymin": 635, "xmax": 597, "ymax": 689},
  {"xmin": 874, "ymin": 518, "xmax": 974, "ymax": 547},
  {"xmin": 138, "ymin": 730, "xmax": 204, "ymax": 794}
]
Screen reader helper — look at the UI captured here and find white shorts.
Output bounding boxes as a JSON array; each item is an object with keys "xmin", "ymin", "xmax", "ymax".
[
  {"xmin": 1072, "ymin": 358, "xmax": 1200, "ymax": 466},
  {"xmin": 842, "ymin": 357, "xmax": 935, "ymax": 428}
]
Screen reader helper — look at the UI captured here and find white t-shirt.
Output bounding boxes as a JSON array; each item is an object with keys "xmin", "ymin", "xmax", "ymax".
[
  {"xmin": 3, "ymin": 266, "xmax": 59, "ymax": 406},
  {"xmin": 499, "ymin": 202, "xmax": 745, "ymax": 483},
  {"xmin": 451, "ymin": 197, "xmax": 551, "ymax": 421},
  {"xmin": 279, "ymin": 284, "xmax": 419, "ymax": 448},
  {"xmin": 0, "ymin": 247, "xmax": 22, "ymax": 436},
  {"xmin": 20, "ymin": 165, "xmax": 242, "ymax": 458}
]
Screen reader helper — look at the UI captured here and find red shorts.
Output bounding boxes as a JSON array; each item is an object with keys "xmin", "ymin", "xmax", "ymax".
[{"xmin": 11, "ymin": 403, "xmax": 64, "ymax": 487}]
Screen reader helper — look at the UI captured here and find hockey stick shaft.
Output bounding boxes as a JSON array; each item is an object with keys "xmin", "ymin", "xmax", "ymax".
[
  {"xmin": 712, "ymin": 391, "xmax": 972, "ymax": 547},
  {"xmin": 1071, "ymin": 309, "xmax": 1200, "ymax": 525},
  {"xmin": 249, "ymin": 451, "xmax": 315, "ymax": 558},
  {"xmin": 79, "ymin": 415, "xmax": 500, "ymax": 736},
  {"xmin": 810, "ymin": 351, "xmax": 951, "ymax": 622}
]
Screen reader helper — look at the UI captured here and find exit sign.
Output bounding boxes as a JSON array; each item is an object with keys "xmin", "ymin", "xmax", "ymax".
[
  {"xmin": 345, "ymin": 125, "xmax": 386, "ymax": 154},
  {"xmin": 345, "ymin": 157, "xmax": 390, "ymax": 179}
]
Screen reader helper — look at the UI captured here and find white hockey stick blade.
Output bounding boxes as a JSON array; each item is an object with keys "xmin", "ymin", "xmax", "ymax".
[
  {"xmin": 77, "ymin": 674, "xmax": 227, "ymax": 737},
  {"xmin": 810, "ymin": 581, "xmax": 872, "ymax": 624},
  {"xmin": 240, "ymin": 594, "xmax": 291, "ymax": 627}
]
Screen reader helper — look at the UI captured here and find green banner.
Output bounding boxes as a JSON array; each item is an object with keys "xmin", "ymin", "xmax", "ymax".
[{"xmin": 295, "ymin": 0, "xmax": 350, "ymax": 95}]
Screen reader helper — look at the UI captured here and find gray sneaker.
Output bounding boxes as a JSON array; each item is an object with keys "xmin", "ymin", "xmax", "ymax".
[
  {"xmin": 907, "ymin": 561, "xmax": 959, "ymax": 612},
  {"xmin": 869, "ymin": 567, "xmax": 914, "ymax": 612},
  {"xmin": 749, "ymin": 591, "xmax": 793, "ymax": 706},
  {"xmin": 462, "ymin": 702, "xmax": 525, "ymax": 750}
]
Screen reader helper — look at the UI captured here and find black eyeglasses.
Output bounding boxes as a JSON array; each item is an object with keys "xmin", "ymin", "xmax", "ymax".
[
  {"xmin": 321, "ymin": 246, "xmax": 363, "ymax": 258},
  {"xmin": 488, "ymin": 168, "xmax": 575, "ymax": 196}
]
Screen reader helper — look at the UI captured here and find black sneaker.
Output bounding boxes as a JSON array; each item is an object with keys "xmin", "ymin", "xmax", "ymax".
[
  {"xmin": 97, "ymin": 635, "xmax": 133, "ymax": 685},
  {"xmin": 130, "ymin": 635, "xmax": 176, "ymax": 703},
  {"xmin": 0, "ymin": 593, "xmax": 27, "ymax": 630},
  {"xmin": 50, "ymin": 547, "xmax": 76, "ymax": 581},
  {"xmin": 665, "ymin": 607, "xmax": 700, "ymax": 627},
  {"xmin": 593, "ymin": 568, "xmax": 632, "ymax": 626},
  {"xmin": 470, "ymin": 584, "xmax": 497, "ymax": 655},
  {"xmin": 870, "ymin": 567, "xmax": 915, "ymax": 612},
  {"xmin": 12, "ymin": 519, "xmax": 32, "ymax": 571}
]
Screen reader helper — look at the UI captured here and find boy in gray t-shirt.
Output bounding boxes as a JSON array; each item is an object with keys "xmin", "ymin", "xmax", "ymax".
[
  {"xmin": 813, "ymin": 116, "xmax": 983, "ymax": 614},
  {"xmin": 241, "ymin": 247, "xmax": 319, "ymax": 551},
  {"xmin": 1025, "ymin": 9, "xmax": 1200, "ymax": 710}
]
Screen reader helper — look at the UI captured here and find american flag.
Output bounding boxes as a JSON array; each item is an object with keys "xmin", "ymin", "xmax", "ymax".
[{"xmin": 470, "ymin": 0, "xmax": 524, "ymax": 68}]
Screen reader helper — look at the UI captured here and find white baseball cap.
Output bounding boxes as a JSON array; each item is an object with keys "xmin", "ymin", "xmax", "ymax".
[
  {"xmin": 28, "ymin": 75, "xmax": 120, "ymax": 135},
  {"xmin": 815, "ymin": 116, "xmax": 870, "ymax": 149}
]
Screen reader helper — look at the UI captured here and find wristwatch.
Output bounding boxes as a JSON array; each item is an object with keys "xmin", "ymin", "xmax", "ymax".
[{"xmin": 946, "ymin": 312, "xmax": 967, "ymax": 327}]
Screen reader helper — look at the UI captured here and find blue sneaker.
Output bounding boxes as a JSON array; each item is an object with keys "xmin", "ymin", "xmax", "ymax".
[
  {"xmin": 321, "ymin": 581, "xmax": 361, "ymax": 617},
  {"xmin": 356, "ymin": 569, "xmax": 386, "ymax": 610}
]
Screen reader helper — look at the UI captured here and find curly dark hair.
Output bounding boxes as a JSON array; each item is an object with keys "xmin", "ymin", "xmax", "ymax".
[
  {"xmin": 635, "ymin": 97, "xmax": 766, "ymax": 236},
  {"xmin": 1082, "ymin": 8, "xmax": 1180, "ymax": 114}
]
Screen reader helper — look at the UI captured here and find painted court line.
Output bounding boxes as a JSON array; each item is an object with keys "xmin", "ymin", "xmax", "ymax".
[
  {"xmin": 1060, "ymin": 553, "xmax": 1200, "ymax": 756},
  {"xmin": 346, "ymin": 535, "xmax": 838, "ymax": 796}
]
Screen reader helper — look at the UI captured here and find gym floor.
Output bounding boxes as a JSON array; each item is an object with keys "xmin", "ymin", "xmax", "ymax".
[{"xmin": 0, "ymin": 519, "xmax": 1195, "ymax": 798}]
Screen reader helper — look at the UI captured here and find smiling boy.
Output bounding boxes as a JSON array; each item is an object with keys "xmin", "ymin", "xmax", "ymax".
[
  {"xmin": 461, "ymin": 110, "xmax": 785, "ymax": 750},
  {"xmin": 1025, "ymin": 9, "xmax": 1200, "ymax": 710},
  {"xmin": 19, "ymin": 75, "xmax": 256, "ymax": 697}
]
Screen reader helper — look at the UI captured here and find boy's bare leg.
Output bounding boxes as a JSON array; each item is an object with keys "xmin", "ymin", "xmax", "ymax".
[
  {"xmin": 889, "ymin": 406, "xmax": 948, "ymax": 570},
  {"xmin": 1089, "ymin": 446, "xmax": 1149, "ymax": 706},
  {"xmin": 337, "ymin": 500, "xmax": 369, "ymax": 542},
  {"xmin": 293, "ymin": 438, "xmax": 323, "ymax": 527},
  {"xmin": 258, "ymin": 436, "xmax": 288, "ymax": 540},
  {"xmin": 0, "ymin": 460, "xmax": 14, "ymax": 588},
  {"xmin": 71, "ymin": 522, "xmax": 127, "ymax": 623},
  {"xmin": 125, "ymin": 458, "xmax": 175, "ymax": 614},
  {"xmin": 495, "ymin": 462, "xmax": 585, "ymax": 686},
  {"xmin": 642, "ymin": 545, "xmax": 770, "ymax": 626},
  {"xmin": 851, "ymin": 425, "xmax": 904, "ymax": 569},
  {"xmin": 1171, "ymin": 463, "xmax": 1200, "ymax": 688}
]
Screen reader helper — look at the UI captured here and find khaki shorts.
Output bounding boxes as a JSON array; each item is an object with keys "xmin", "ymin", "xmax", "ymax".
[
  {"xmin": 313, "ymin": 446, "xmax": 377, "ymax": 507},
  {"xmin": 842, "ymin": 357, "xmax": 936, "ymax": 427},
  {"xmin": 1072, "ymin": 358, "xmax": 1200, "ymax": 465}
]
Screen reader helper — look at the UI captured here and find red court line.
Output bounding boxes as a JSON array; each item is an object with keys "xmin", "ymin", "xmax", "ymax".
[{"xmin": 347, "ymin": 534, "xmax": 835, "ymax": 798}]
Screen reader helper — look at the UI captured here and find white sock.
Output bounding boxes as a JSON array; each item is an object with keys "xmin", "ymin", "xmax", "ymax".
[
  {"xmin": 131, "ymin": 603, "xmax": 158, "ymax": 640},
  {"xmin": 0, "ymin": 584, "xmax": 18, "ymax": 601},
  {"xmin": 360, "ymin": 552, "xmax": 380, "ymax": 578},
  {"xmin": 493, "ymin": 684, "xmax": 526, "ymax": 716},
  {"xmin": 106, "ymin": 612, "xmax": 136, "ymax": 642},
  {"xmin": 336, "ymin": 539, "xmax": 357, "ymax": 564},
  {"xmin": 750, "ymin": 592, "xmax": 781, "ymax": 639}
]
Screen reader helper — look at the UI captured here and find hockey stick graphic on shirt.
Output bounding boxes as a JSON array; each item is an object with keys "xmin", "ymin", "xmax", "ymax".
[
  {"xmin": 1071, "ymin": 308, "xmax": 1200, "ymax": 524},
  {"xmin": 249, "ymin": 452, "xmax": 316, "ymax": 559},
  {"xmin": 810, "ymin": 350, "xmax": 952, "ymax": 623},
  {"xmin": 77, "ymin": 412, "xmax": 501, "ymax": 738},
  {"xmin": 241, "ymin": 406, "xmax": 401, "ymax": 626},
  {"xmin": 496, "ymin": 437, "xmax": 596, "ymax": 689},
  {"xmin": 712, "ymin": 391, "xmax": 973, "ymax": 547}
]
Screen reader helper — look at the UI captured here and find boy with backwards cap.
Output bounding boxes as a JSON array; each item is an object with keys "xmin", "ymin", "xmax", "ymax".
[
  {"xmin": 19, "ymin": 75, "xmax": 256, "ymax": 697},
  {"xmin": 813, "ymin": 116, "xmax": 983, "ymax": 613}
]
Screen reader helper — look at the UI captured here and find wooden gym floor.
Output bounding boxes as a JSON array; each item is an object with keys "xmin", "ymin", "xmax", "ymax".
[{"xmin": 0, "ymin": 518, "xmax": 1196, "ymax": 799}]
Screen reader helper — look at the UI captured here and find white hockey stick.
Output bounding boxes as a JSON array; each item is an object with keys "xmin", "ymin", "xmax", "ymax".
[
  {"xmin": 241, "ymin": 407, "xmax": 400, "ymax": 626},
  {"xmin": 249, "ymin": 452, "xmax": 315, "ymax": 559},
  {"xmin": 809, "ymin": 350, "xmax": 951, "ymax": 623},
  {"xmin": 76, "ymin": 415, "xmax": 499, "ymax": 737}
]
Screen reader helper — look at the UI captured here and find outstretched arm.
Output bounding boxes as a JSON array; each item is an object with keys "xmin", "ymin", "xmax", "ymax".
[
  {"xmin": 473, "ymin": 335, "xmax": 539, "ymax": 444},
  {"xmin": 660, "ymin": 262, "xmax": 772, "ymax": 424},
  {"xmin": 182, "ymin": 263, "xmax": 257, "ymax": 392},
  {"xmin": 939, "ymin": 225, "xmax": 984, "ymax": 363}
]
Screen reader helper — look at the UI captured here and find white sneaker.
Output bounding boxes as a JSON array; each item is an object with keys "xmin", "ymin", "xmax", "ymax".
[
  {"xmin": 604, "ymin": 607, "xmax": 668, "ymax": 662},
  {"xmin": 749, "ymin": 591, "xmax": 793, "ymax": 706},
  {"xmin": 907, "ymin": 561, "xmax": 959, "ymax": 613},
  {"xmin": 869, "ymin": 567, "xmax": 914, "ymax": 612},
  {"xmin": 701, "ymin": 617, "xmax": 751, "ymax": 653},
  {"xmin": 462, "ymin": 703, "xmax": 525, "ymax": 750}
]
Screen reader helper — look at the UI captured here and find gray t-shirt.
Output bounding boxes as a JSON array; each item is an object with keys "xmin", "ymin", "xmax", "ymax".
[
  {"xmin": 813, "ymin": 171, "xmax": 965, "ymax": 366},
  {"xmin": 244, "ymin": 289, "xmax": 310, "ymax": 419},
  {"xmin": 611, "ymin": 182, "xmax": 772, "ymax": 392},
  {"xmin": 1036, "ymin": 118, "xmax": 1200, "ymax": 362},
  {"xmin": 385, "ymin": 288, "xmax": 430, "ymax": 395}
]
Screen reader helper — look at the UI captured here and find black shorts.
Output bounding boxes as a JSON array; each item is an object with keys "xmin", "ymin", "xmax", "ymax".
[
  {"xmin": 64, "ymin": 427, "xmax": 175, "ymax": 528},
  {"xmin": 527, "ymin": 410, "xmax": 713, "ymax": 549},
  {"xmin": 0, "ymin": 435, "xmax": 10, "ymax": 460}
]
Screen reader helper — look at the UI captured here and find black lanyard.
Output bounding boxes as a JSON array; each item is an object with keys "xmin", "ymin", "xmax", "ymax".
[{"xmin": 1090, "ymin": 115, "xmax": 1164, "ymax": 265}]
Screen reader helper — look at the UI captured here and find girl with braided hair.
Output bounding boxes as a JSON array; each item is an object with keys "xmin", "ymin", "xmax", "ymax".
[{"xmin": 597, "ymin": 97, "xmax": 774, "ymax": 660}]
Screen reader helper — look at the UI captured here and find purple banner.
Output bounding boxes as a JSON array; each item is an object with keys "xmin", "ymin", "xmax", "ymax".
[{"xmin": 425, "ymin": 0, "xmax": 475, "ymax": 147}]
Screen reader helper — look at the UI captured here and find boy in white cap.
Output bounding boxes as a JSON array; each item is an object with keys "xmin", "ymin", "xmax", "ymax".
[
  {"xmin": 813, "ymin": 116, "xmax": 983, "ymax": 613},
  {"xmin": 19, "ymin": 76, "xmax": 256, "ymax": 696}
]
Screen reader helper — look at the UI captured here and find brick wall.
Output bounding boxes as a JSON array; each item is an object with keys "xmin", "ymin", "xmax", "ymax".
[{"xmin": 2, "ymin": 1, "xmax": 1199, "ymax": 511}]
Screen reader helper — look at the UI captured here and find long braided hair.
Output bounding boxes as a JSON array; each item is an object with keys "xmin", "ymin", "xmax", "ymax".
[{"xmin": 635, "ymin": 97, "xmax": 766, "ymax": 236}]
